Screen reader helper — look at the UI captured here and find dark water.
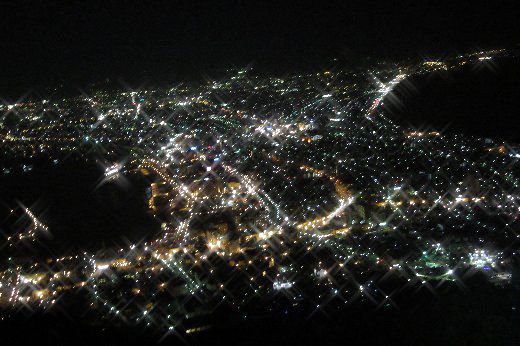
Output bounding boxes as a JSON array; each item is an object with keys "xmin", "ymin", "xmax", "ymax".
[
  {"xmin": 383, "ymin": 57, "xmax": 520, "ymax": 142},
  {"xmin": 0, "ymin": 155, "xmax": 159, "ymax": 256}
]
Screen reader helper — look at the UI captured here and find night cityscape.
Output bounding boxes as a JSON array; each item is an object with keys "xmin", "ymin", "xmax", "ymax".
[{"xmin": 1, "ymin": 2, "xmax": 520, "ymax": 345}]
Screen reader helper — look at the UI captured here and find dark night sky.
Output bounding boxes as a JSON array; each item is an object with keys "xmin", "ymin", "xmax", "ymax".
[{"xmin": 1, "ymin": 0, "xmax": 519, "ymax": 97}]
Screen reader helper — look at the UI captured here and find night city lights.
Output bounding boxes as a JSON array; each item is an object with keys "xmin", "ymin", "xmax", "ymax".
[{"xmin": 1, "ymin": 2, "xmax": 520, "ymax": 345}]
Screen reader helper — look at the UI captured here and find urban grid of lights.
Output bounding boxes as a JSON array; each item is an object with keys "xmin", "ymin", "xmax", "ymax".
[{"xmin": 0, "ymin": 47, "xmax": 518, "ymax": 335}]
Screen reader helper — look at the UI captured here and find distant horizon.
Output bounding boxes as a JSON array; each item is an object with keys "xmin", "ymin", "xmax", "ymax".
[
  {"xmin": 2, "ymin": 1, "xmax": 520, "ymax": 98},
  {"xmin": 2, "ymin": 43, "xmax": 517, "ymax": 101}
]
